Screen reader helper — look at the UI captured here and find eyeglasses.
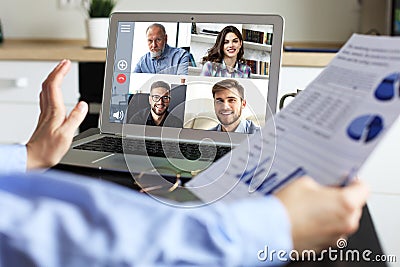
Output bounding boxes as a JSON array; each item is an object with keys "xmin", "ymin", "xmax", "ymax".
[{"xmin": 151, "ymin": 95, "xmax": 171, "ymax": 103}]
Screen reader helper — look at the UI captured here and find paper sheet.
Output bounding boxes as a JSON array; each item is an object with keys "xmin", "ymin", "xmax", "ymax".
[{"xmin": 187, "ymin": 34, "xmax": 400, "ymax": 203}]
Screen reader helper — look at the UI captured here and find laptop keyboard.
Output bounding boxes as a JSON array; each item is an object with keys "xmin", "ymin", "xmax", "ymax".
[{"xmin": 74, "ymin": 136, "xmax": 232, "ymax": 162}]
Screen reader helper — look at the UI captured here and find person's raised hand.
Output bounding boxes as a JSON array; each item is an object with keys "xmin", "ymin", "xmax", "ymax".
[
  {"xmin": 275, "ymin": 176, "xmax": 369, "ymax": 253},
  {"xmin": 26, "ymin": 59, "xmax": 88, "ymax": 170}
]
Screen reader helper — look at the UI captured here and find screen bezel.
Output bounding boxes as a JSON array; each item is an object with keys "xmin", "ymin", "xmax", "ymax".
[
  {"xmin": 100, "ymin": 12, "xmax": 284, "ymax": 144},
  {"xmin": 391, "ymin": 0, "xmax": 400, "ymax": 36}
]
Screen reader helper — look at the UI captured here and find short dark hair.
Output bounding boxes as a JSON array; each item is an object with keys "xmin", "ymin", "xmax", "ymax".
[
  {"xmin": 212, "ymin": 79, "xmax": 245, "ymax": 99},
  {"xmin": 146, "ymin": 23, "xmax": 166, "ymax": 36},
  {"xmin": 150, "ymin": 80, "xmax": 170, "ymax": 92}
]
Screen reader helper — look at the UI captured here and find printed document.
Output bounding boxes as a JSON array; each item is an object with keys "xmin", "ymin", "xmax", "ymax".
[{"xmin": 187, "ymin": 34, "xmax": 400, "ymax": 203}]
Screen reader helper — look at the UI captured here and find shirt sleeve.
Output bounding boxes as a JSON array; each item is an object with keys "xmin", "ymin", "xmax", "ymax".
[
  {"xmin": 133, "ymin": 57, "xmax": 144, "ymax": 73},
  {"xmin": 245, "ymin": 65, "xmax": 251, "ymax": 78},
  {"xmin": 200, "ymin": 61, "xmax": 213, "ymax": 76},
  {"xmin": 0, "ymin": 171, "xmax": 292, "ymax": 267},
  {"xmin": 0, "ymin": 144, "xmax": 27, "ymax": 173},
  {"xmin": 177, "ymin": 50, "xmax": 189, "ymax": 75}
]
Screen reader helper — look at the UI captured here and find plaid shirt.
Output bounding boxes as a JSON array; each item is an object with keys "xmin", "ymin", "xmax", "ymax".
[{"xmin": 200, "ymin": 61, "xmax": 251, "ymax": 78}]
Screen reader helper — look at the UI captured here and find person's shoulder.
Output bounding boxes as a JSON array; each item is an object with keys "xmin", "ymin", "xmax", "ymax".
[
  {"xmin": 164, "ymin": 112, "xmax": 183, "ymax": 128},
  {"xmin": 238, "ymin": 62, "xmax": 251, "ymax": 78},
  {"xmin": 246, "ymin": 119, "xmax": 258, "ymax": 126},
  {"xmin": 138, "ymin": 107, "xmax": 150, "ymax": 114},
  {"xmin": 136, "ymin": 51, "xmax": 149, "ymax": 60},
  {"xmin": 134, "ymin": 53, "xmax": 150, "ymax": 70},
  {"xmin": 168, "ymin": 45, "xmax": 188, "ymax": 55},
  {"xmin": 201, "ymin": 61, "xmax": 214, "ymax": 70},
  {"xmin": 208, "ymin": 124, "xmax": 220, "ymax": 131},
  {"xmin": 246, "ymin": 119, "xmax": 261, "ymax": 133},
  {"xmin": 239, "ymin": 61, "xmax": 251, "ymax": 70},
  {"xmin": 128, "ymin": 108, "xmax": 150, "ymax": 124}
]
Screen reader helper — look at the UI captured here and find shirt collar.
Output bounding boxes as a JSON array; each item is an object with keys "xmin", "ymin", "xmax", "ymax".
[
  {"xmin": 147, "ymin": 108, "xmax": 169, "ymax": 126},
  {"xmin": 217, "ymin": 119, "xmax": 245, "ymax": 133},
  {"xmin": 234, "ymin": 120, "xmax": 247, "ymax": 133},
  {"xmin": 221, "ymin": 60, "xmax": 239, "ymax": 72}
]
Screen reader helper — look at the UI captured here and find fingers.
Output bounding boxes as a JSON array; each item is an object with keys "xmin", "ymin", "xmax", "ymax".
[
  {"xmin": 278, "ymin": 176, "xmax": 369, "ymax": 254},
  {"xmin": 26, "ymin": 59, "xmax": 86, "ymax": 170},
  {"xmin": 45, "ymin": 59, "xmax": 88, "ymax": 138},
  {"xmin": 38, "ymin": 91, "xmax": 45, "ymax": 125},
  {"xmin": 43, "ymin": 59, "xmax": 71, "ymax": 86},
  {"xmin": 46, "ymin": 59, "xmax": 70, "ymax": 108},
  {"xmin": 42, "ymin": 59, "xmax": 70, "ymax": 99},
  {"xmin": 37, "ymin": 60, "xmax": 70, "ymax": 128},
  {"xmin": 60, "ymin": 101, "xmax": 88, "ymax": 138},
  {"xmin": 331, "ymin": 180, "xmax": 368, "ymax": 235},
  {"xmin": 341, "ymin": 179, "xmax": 369, "ymax": 207},
  {"xmin": 41, "ymin": 59, "xmax": 71, "ymax": 125}
]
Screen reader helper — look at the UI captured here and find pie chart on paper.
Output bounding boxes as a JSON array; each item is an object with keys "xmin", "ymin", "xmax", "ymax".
[
  {"xmin": 347, "ymin": 114, "xmax": 384, "ymax": 143},
  {"xmin": 374, "ymin": 72, "xmax": 400, "ymax": 101}
]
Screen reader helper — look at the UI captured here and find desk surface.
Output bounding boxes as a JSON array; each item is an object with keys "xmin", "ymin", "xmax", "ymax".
[
  {"xmin": 55, "ymin": 163, "xmax": 387, "ymax": 266},
  {"xmin": 55, "ymin": 129, "xmax": 388, "ymax": 266}
]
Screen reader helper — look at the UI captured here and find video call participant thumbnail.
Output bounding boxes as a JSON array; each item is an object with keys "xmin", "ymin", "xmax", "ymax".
[
  {"xmin": 127, "ymin": 81, "xmax": 183, "ymax": 128},
  {"xmin": 133, "ymin": 23, "xmax": 189, "ymax": 75},
  {"xmin": 209, "ymin": 79, "xmax": 260, "ymax": 133},
  {"xmin": 201, "ymin": 25, "xmax": 251, "ymax": 78}
]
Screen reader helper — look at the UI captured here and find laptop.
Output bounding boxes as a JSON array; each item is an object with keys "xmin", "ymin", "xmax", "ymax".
[{"xmin": 59, "ymin": 12, "xmax": 284, "ymax": 182}]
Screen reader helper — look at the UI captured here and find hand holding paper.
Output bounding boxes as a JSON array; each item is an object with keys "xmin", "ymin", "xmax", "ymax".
[{"xmin": 187, "ymin": 34, "xmax": 400, "ymax": 203}]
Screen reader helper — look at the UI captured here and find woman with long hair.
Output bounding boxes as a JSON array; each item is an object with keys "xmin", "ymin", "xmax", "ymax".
[{"xmin": 200, "ymin": 25, "xmax": 251, "ymax": 78}]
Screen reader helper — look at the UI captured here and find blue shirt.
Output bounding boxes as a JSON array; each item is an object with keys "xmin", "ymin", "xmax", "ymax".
[
  {"xmin": 0, "ymin": 144, "xmax": 27, "ymax": 173},
  {"xmin": 133, "ymin": 44, "xmax": 189, "ymax": 75},
  {"xmin": 0, "ymin": 145, "xmax": 292, "ymax": 266},
  {"xmin": 210, "ymin": 120, "xmax": 260, "ymax": 134},
  {"xmin": 200, "ymin": 61, "xmax": 251, "ymax": 78}
]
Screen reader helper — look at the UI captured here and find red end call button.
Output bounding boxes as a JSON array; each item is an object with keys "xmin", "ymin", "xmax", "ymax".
[{"xmin": 116, "ymin": 74, "xmax": 127, "ymax": 84}]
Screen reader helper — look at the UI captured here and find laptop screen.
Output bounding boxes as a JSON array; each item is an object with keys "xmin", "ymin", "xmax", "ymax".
[{"xmin": 102, "ymin": 13, "xmax": 283, "ymax": 143}]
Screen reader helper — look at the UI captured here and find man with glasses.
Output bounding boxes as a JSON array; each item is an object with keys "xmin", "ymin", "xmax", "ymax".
[
  {"xmin": 210, "ymin": 79, "xmax": 260, "ymax": 133},
  {"xmin": 133, "ymin": 23, "xmax": 189, "ymax": 75},
  {"xmin": 128, "ymin": 81, "xmax": 183, "ymax": 127}
]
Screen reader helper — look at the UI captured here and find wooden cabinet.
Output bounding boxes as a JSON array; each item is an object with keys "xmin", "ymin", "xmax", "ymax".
[{"xmin": 0, "ymin": 60, "xmax": 79, "ymax": 144}]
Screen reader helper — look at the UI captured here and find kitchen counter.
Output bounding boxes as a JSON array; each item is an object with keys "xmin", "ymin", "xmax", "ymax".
[
  {"xmin": 0, "ymin": 39, "xmax": 106, "ymax": 62},
  {"xmin": 282, "ymin": 52, "xmax": 335, "ymax": 67},
  {"xmin": 0, "ymin": 39, "xmax": 336, "ymax": 66}
]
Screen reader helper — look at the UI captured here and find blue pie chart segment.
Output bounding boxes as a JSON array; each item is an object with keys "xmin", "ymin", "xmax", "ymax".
[
  {"xmin": 374, "ymin": 73, "xmax": 400, "ymax": 101},
  {"xmin": 347, "ymin": 115, "xmax": 383, "ymax": 143}
]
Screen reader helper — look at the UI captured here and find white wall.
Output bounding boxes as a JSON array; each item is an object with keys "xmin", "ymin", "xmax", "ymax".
[{"xmin": 0, "ymin": 0, "xmax": 361, "ymax": 42}]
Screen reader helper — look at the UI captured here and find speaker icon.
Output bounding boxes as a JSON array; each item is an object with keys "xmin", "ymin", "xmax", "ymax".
[{"xmin": 113, "ymin": 110, "xmax": 124, "ymax": 120}]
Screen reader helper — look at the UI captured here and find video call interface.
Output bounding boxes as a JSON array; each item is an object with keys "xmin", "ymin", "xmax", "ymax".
[{"xmin": 110, "ymin": 21, "xmax": 275, "ymax": 135}]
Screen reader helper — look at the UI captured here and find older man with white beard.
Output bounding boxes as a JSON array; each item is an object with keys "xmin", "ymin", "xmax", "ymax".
[{"xmin": 133, "ymin": 23, "xmax": 189, "ymax": 75}]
